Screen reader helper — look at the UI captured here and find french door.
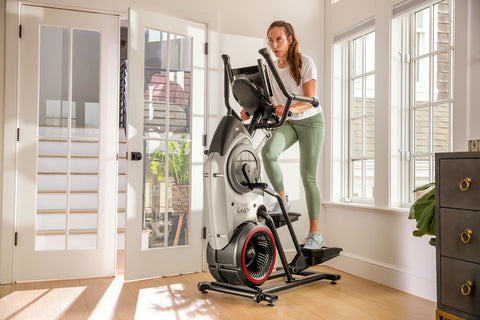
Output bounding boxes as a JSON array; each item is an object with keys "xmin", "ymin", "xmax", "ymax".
[
  {"xmin": 125, "ymin": 9, "xmax": 205, "ymax": 280},
  {"xmin": 15, "ymin": 5, "xmax": 119, "ymax": 281}
]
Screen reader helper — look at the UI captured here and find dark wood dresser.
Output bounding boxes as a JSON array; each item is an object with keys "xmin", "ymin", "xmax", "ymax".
[{"xmin": 436, "ymin": 152, "xmax": 480, "ymax": 320}]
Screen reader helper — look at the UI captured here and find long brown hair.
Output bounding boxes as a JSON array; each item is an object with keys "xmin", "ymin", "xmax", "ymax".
[{"xmin": 267, "ymin": 20, "xmax": 302, "ymax": 86}]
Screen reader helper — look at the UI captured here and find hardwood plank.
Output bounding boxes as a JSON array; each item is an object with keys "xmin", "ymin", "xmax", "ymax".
[
  {"xmin": 1, "ymin": 281, "xmax": 48, "ymax": 320},
  {"xmin": 0, "ymin": 283, "xmax": 12, "ymax": 319},
  {"xmin": 112, "ymin": 277, "xmax": 137, "ymax": 320},
  {"xmin": 56, "ymin": 279, "xmax": 90, "ymax": 320},
  {"xmin": 33, "ymin": 281, "xmax": 62, "ymax": 320},
  {"xmin": 0, "ymin": 283, "xmax": 11, "ymax": 298},
  {"xmin": 79, "ymin": 277, "xmax": 117, "ymax": 319},
  {"xmin": 0, "ymin": 266, "xmax": 435, "ymax": 320}
]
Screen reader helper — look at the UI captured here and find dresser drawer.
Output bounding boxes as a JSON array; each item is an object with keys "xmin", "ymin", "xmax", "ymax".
[
  {"xmin": 439, "ymin": 158, "xmax": 480, "ymax": 210},
  {"xmin": 440, "ymin": 208, "xmax": 480, "ymax": 264},
  {"xmin": 441, "ymin": 257, "xmax": 480, "ymax": 317}
]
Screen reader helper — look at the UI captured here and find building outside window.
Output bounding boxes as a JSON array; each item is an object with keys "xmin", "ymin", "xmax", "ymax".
[
  {"xmin": 406, "ymin": 0, "xmax": 453, "ymax": 202},
  {"xmin": 350, "ymin": 31, "xmax": 375, "ymax": 200},
  {"xmin": 332, "ymin": 27, "xmax": 375, "ymax": 203}
]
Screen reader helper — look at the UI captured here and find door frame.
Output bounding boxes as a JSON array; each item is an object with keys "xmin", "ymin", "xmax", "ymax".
[
  {"xmin": 1, "ymin": 0, "xmax": 218, "ymax": 284},
  {"xmin": 0, "ymin": 1, "xmax": 123, "ymax": 283},
  {"xmin": 14, "ymin": 4, "xmax": 120, "ymax": 281},
  {"xmin": 125, "ymin": 8, "xmax": 207, "ymax": 281},
  {"xmin": 1, "ymin": 0, "xmax": 22, "ymax": 284}
]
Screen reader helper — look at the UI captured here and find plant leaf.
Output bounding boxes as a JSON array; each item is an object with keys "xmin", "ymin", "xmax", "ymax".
[
  {"xmin": 149, "ymin": 138, "xmax": 191, "ymax": 185},
  {"xmin": 413, "ymin": 230, "xmax": 427, "ymax": 237},
  {"xmin": 413, "ymin": 182, "xmax": 435, "ymax": 193},
  {"xmin": 409, "ymin": 188, "xmax": 435, "ymax": 219},
  {"xmin": 414, "ymin": 201, "xmax": 435, "ymax": 235},
  {"xmin": 409, "ymin": 184, "xmax": 436, "ymax": 246}
]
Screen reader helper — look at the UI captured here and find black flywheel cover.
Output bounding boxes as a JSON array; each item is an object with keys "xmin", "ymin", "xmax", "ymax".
[
  {"xmin": 236, "ymin": 223, "xmax": 276, "ymax": 287},
  {"xmin": 227, "ymin": 143, "xmax": 261, "ymax": 194}
]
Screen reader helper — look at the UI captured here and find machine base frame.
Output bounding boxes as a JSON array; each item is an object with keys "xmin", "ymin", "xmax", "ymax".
[{"xmin": 198, "ymin": 269, "xmax": 341, "ymax": 306}]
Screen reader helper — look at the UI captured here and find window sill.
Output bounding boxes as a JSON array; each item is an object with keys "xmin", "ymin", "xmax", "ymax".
[{"xmin": 323, "ymin": 201, "xmax": 411, "ymax": 216}]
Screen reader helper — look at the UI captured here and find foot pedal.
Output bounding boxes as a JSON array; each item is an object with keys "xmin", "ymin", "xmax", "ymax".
[
  {"xmin": 301, "ymin": 246, "xmax": 342, "ymax": 266},
  {"xmin": 269, "ymin": 212, "xmax": 301, "ymax": 228}
]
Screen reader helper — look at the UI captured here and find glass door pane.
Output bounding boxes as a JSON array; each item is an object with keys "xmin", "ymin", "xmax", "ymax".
[
  {"xmin": 38, "ymin": 26, "xmax": 69, "ymax": 137},
  {"xmin": 143, "ymin": 28, "xmax": 192, "ymax": 249},
  {"xmin": 69, "ymin": 29, "xmax": 100, "ymax": 250},
  {"xmin": 36, "ymin": 25, "xmax": 101, "ymax": 251},
  {"xmin": 72, "ymin": 29, "xmax": 100, "ymax": 138}
]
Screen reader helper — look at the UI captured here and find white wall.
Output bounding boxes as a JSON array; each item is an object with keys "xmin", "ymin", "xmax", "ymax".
[
  {"xmin": 13, "ymin": 0, "xmax": 323, "ymax": 40},
  {"xmin": 323, "ymin": 0, "xmax": 476, "ymax": 302}
]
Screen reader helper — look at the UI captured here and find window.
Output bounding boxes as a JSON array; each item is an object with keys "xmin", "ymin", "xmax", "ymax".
[
  {"xmin": 332, "ymin": 1, "xmax": 454, "ymax": 207},
  {"xmin": 332, "ymin": 29, "xmax": 375, "ymax": 203},
  {"xmin": 350, "ymin": 32, "xmax": 375, "ymax": 200},
  {"xmin": 406, "ymin": 0, "xmax": 453, "ymax": 202}
]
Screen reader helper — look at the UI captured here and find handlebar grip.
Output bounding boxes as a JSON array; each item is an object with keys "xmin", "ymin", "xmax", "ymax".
[
  {"xmin": 292, "ymin": 95, "xmax": 320, "ymax": 108},
  {"xmin": 222, "ymin": 54, "xmax": 230, "ymax": 65},
  {"xmin": 259, "ymin": 48, "xmax": 269, "ymax": 58}
]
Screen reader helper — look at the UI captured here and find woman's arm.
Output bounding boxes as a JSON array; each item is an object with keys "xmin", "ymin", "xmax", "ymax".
[
  {"xmin": 291, "ymin": 79, "xmax": 317, "ymax": 113},
  {"xmin": 274, "ymin": 79, "xmax": 317, "ymax": 116}
]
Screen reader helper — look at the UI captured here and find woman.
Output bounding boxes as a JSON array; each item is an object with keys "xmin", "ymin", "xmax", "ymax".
[{"xmin": 241, "ymin": 20, "xmax": 325, "ymax": 249}]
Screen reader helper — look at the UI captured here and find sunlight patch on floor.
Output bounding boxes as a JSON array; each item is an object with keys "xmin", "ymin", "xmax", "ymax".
[
  {"xmin": 88, "ymin": 277, "xmax": 124, "ymax": 320},
  {"xmin": 0, "ymin": 286, "xmax": 86, "ymax": 319},
  {"xmin": 134, "ymin": 283, "xmax": 220, "ymax": 320}
]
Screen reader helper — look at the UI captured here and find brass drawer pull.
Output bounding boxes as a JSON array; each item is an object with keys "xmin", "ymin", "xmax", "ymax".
[
  {"xmin": 460, "ymin": 228, "xmax": 473, "ymax": 244},
  {"xmin": 461, "ymin": 281, "xmax": 473, "ymax": 296},
  {"xmin": 459, "ymin": 177, "xmax": 471, "ymax": 191}
]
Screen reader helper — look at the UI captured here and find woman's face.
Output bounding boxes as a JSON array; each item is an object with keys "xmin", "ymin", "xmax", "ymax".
[{"xmin": 267, "ymin": 26, "xmax": 292, "ymax": 59}]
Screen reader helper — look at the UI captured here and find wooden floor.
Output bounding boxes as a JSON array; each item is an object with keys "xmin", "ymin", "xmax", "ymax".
[{"xmin": 0, "ymin": 261, "xmax": 436, "ymax": 320}]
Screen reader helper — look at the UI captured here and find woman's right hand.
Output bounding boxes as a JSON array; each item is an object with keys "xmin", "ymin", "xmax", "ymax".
[
  {"xmin": 274, "ymin": 104, "xmax": 286, "ymax": 117},
  {"xmin": 240, "ymin": 109, "xmax": 250, "ymax": 120}
]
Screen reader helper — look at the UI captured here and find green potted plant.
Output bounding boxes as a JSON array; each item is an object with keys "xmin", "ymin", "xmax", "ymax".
[
  {"xmin": 408, "ymin": 182, "xmax": 436, "ymax": 246},
  {"xmin": 150, "ymin": 135, "xmax": 191, "ymax": 216}
]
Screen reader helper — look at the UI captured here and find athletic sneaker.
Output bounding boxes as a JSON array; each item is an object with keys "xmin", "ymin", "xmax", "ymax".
[
  {"xmin": 303, "ymin": 233, "xmax": 324, "ymax": 249},
  {"xmin": 270, "ymin": 197, "xmax": 291, "ymax": 214}
]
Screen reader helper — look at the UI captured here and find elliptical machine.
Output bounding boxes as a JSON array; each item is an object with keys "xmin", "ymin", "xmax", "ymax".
[{"xmin": 198, "ymin": 48, "xmax": 342, "ymax": 306}]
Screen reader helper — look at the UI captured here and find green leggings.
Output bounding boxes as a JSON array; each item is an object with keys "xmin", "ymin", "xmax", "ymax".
[{"xmin": 262, "ymin": 112, "xmax": 325, "ymax": 220}]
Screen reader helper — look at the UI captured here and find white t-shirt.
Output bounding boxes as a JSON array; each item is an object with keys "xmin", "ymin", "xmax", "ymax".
[{"xmin": 266, "ymin": 54, "xmax": 322, "ymax": 120}]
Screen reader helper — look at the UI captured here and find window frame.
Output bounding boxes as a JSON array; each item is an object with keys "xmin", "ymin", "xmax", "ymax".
[
  {"xmin": 332, "ymin": 27, "xmax": 376, "ymax": 204},
  {"xmin": 330, "ymin": 0, "xmax": 456, "ymax": 209},
  {"xmin": 348, "ymin": 31, "xmax": 376, "ymax": 202},
  {"xmin": 403, "ymin": 0, "xmax": 454, "ymax": 204}
]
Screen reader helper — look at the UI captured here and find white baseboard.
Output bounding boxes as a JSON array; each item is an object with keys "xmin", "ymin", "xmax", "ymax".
[
  {"xmin": 323, "ymin": 251, "xmax": 436, "ymax": 302},
  {"xmin": 276, "ymin": 249, "xmax": 436, "ymax": 302}
]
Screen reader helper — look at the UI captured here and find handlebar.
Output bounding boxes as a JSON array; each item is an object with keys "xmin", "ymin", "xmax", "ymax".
[
  {"xmin": 221, "ymin": 54, "xmax": 243, "ymax": 121},
  {"xmin": 220, "ymin": 50, "xmax": 320, "ymax": 134},
  {"xmin": 258, "ymin": 48, "xmax": 320, "ymax": 108}
]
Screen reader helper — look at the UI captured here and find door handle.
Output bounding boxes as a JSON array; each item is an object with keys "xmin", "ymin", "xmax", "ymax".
[{"xmin": 130, "ymin": 152, "xmax": 143, "ymax": 161}]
